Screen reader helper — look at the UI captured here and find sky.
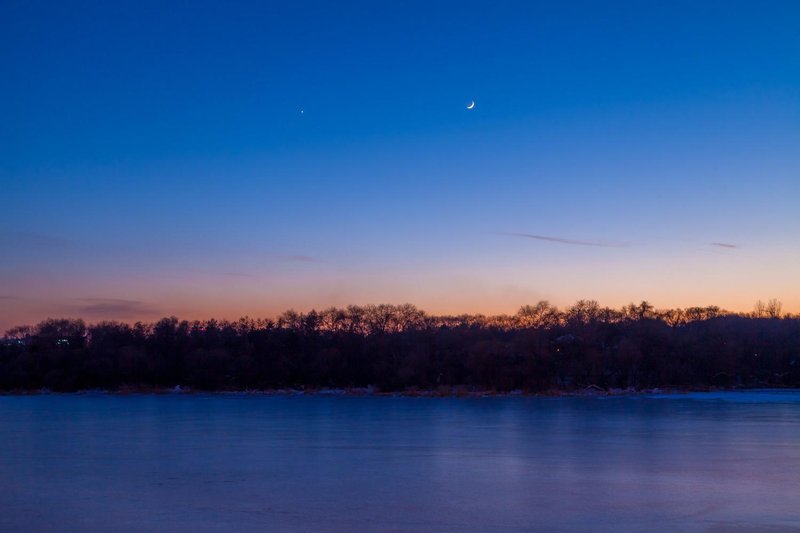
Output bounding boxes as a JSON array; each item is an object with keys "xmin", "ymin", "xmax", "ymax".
[{"xmin": 1, "ymin": 0, "xmax": 799, "ymax": 330}]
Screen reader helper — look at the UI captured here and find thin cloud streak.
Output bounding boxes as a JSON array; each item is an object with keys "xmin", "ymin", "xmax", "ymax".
[
  {"xmin": 72, "ymin": 298, "xmax": 160, "ymax": 319},
  {"xmin": 185, "ymin": 268, "xmax": 254, "ymax": 278},
  {"xmin": 501, "ymin": 232, "xmax": 631, "ymax": 248},
  {"xmin": 0, "ymin": 231, "xmax": 70, "ymax": 250},
  {"xmin": 179, "ymin": 255, "xmax": 316, "ymax": 279},
  {"xmin": 711, "ymin": 242, "xmax": 739, "ymax": 249},
  {"xmin": 275, "ymin": 254, "xmax": 317, "ymax": 263}
]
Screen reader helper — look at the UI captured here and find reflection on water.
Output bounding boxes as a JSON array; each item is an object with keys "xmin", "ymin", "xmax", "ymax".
[{"xmin": 1, "ymin": 391, "xmax": 800, "ymax": 532}]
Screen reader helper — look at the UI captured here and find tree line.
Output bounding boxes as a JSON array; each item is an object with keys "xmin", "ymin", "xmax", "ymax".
[{"xmin": 1, "ymin": 300, "xmax": 797, "ymax": 392}]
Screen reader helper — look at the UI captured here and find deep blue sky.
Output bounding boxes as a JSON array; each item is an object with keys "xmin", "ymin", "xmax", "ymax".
[{"xmin": 2, "ymin": 1, "xmax": 799, "ymax": 328}]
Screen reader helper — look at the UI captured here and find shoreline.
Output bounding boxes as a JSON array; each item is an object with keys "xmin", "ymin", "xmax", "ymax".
[{"xmin": 2, "ymin": 385, "xmax": 797, "ymax": 398}]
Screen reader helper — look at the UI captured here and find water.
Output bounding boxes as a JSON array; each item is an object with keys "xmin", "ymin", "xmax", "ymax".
[{"xmin": 1, "ymin": 391, "xmax": 800, "ymax": 532}]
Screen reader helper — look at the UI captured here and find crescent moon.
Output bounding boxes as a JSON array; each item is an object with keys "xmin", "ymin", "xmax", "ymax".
[{"xmin": 467, "ymin": 101, "xmax": 475, "ymax": 109}]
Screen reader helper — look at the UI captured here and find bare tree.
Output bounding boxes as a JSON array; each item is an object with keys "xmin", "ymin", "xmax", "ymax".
[
  {"xmin": 517, "ymin": 301, "xmax": 560, "ymax": 329},
  {"xmin": 767, "ymin": 299, "xmax": 783, "ymax": 318},
  {"xmin": 754, "ymin": 299, "xmax": 782, "ymax": 318}
]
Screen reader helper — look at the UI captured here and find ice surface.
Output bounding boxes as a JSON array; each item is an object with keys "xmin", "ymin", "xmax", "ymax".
[{"xmin": 1, "ymin": 392, "xmax": 800, "ymax": 532}]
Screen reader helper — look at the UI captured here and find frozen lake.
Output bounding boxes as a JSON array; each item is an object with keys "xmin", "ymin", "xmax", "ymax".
[{"xmin": 2, "ymin": 391, "xmax": 800, "ymax": 532}]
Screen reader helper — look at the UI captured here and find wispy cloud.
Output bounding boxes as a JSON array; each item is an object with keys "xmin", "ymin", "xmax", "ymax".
[
  {"xmin": 500, "ymin": 232, "xmax": 630, "ymax": 248},
  {"xmin": 276, "ymin": 254, "xmax": 316, "ymax": 262},
  {"xmin": 183, "ymin": 254, "xmax": 317, "ymax": 277},
  {"xmin": 0, "ymin": 295, "xmax": 19, "ymax": 300},
  {"xmin": 185, "ymin": 268, "xmax": 254, "ymax": 278},
  {"xmin": 710, "ymin": 242, "xmax": 738, "ymax": 249},
  {"xmin": 72, "ymin": 298, "xmax": 159, "ymax": 319},
  {"xmin": 0, "ymin": 231, "xmax": 70, "ymax": 250}
]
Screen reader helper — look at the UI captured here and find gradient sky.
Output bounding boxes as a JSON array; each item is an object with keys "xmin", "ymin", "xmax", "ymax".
[{"xmin": 2, "ymin": 0, "xmax": 799, "ymax": 330}]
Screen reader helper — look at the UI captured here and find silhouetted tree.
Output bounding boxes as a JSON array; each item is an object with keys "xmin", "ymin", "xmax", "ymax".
[{"xmin": 2, "ymin": 300, "xmax": 797, "ymax": 392}]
